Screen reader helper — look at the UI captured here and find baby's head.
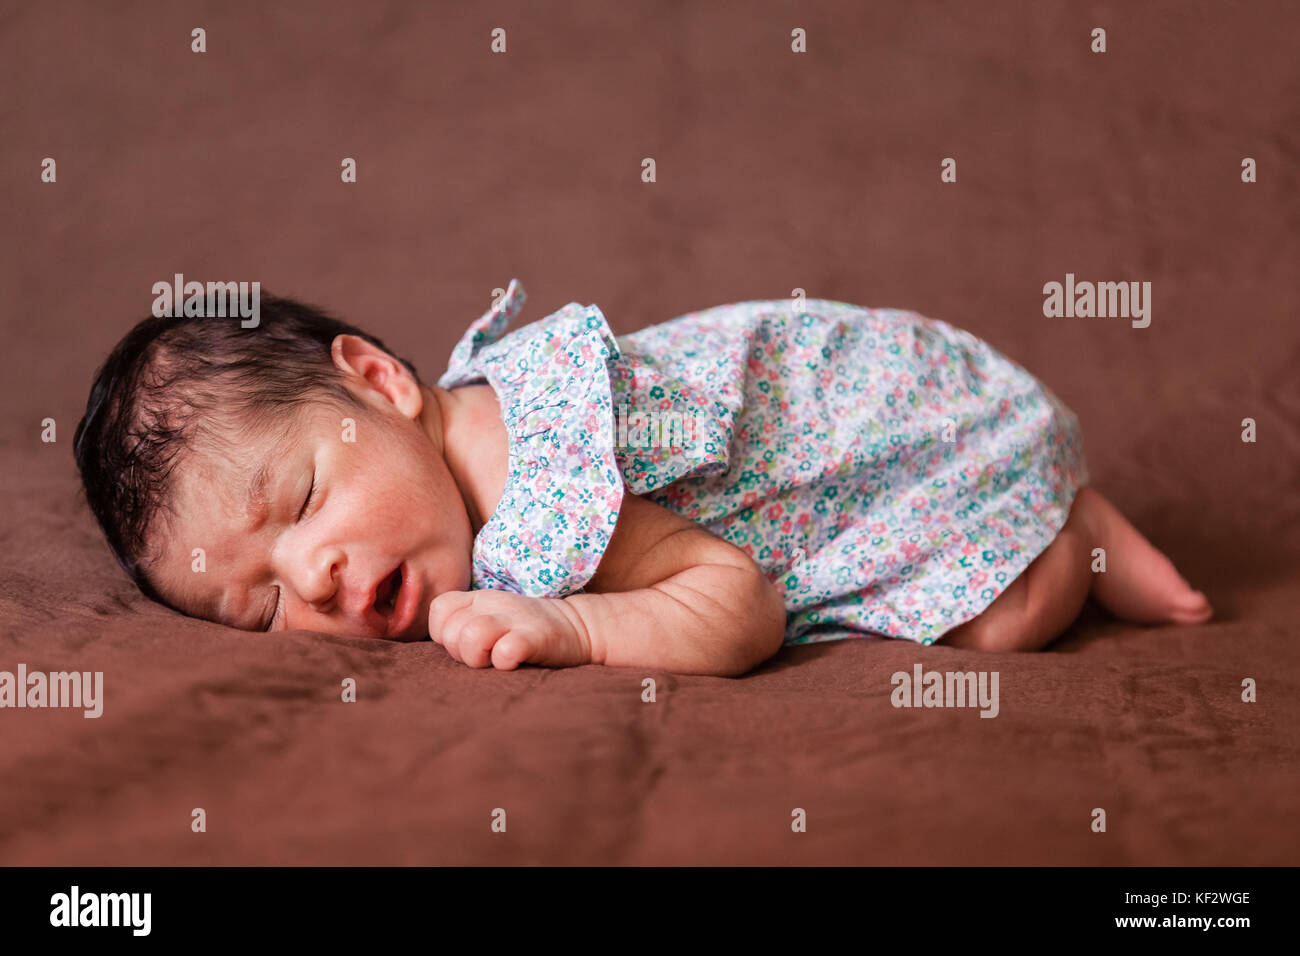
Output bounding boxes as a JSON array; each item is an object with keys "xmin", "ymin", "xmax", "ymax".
[{"xmin": 74, "ymin": 296, "xmax": 474, "ymax": 640}]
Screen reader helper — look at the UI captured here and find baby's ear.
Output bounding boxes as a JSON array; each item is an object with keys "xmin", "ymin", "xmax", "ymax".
[{"xmin": 330, "ymin": 334, "xmax": 423, "ymax": 418}]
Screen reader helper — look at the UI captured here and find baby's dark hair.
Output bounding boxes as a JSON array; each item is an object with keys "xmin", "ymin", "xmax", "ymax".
[{"xmin": 74, "ymin": 294, "xmax": 422, "ymax": 603}]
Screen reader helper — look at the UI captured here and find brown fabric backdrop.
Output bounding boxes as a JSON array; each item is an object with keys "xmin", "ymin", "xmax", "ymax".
[{"xmin": 1, "ymin": 0, "xmax": 1297, "ymax": 864}]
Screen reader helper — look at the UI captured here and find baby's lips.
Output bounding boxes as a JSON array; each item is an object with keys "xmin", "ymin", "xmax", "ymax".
[{"xmin": 372, "ymin": 576, "xmax": 392, "ymax": 613}]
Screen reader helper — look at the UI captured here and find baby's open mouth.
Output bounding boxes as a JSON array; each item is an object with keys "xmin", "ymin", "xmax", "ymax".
[{"xmin": 374, "ymin": 566, "xmax": 402, "ymax": 616}]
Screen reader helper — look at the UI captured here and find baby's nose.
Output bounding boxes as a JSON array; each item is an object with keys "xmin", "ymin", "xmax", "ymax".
[{"xmin": 299, "ymin": 551, "xmax": 345, "ymax": 610}]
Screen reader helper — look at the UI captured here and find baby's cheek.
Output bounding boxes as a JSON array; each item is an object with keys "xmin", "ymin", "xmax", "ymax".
[
  {"xmin": 452, "ymin": 549, "xmax": 474, "ymax": 592},
  {"xmin": 427, "ymin": 544, "xmax": 473, "ymax": 600}
]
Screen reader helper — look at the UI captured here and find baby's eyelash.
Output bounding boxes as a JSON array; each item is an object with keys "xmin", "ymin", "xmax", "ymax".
[
  {"xmin": 263, "ymin": 589, "xmax": 280, "ymax": 632},
  {"xmin": 266, "ymin": 473, "xmax": 317, "ymax": 631},
  {"xmin": 297, "ymin": 473, "xmax": 317, "ymax": 521}
]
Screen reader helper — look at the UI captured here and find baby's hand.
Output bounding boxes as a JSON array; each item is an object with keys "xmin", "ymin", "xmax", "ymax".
[{"xmin": 427, "ymin": 589, "xmax": 591, "ymax": 670}]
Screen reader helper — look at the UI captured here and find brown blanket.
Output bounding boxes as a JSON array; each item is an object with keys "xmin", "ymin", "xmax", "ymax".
[{"xmin": 2, "ymin": 0, "xmax": 1297, "ymax": 865}]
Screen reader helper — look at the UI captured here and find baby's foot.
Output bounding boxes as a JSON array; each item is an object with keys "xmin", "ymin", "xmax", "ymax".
[{"xmin": 1072, "ymin": 487, "xmax": 1213, "ymax": 626}]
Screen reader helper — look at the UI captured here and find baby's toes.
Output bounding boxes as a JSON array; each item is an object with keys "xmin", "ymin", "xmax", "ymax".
[{"xmin": 1169, "ymin": 589, "xmax": 1213, "ymax": 623}]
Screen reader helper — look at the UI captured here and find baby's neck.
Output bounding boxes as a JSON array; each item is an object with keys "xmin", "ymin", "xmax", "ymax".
[{"xmin": 421, "ymin": 383, "xmax": 509, "ymax": 535}]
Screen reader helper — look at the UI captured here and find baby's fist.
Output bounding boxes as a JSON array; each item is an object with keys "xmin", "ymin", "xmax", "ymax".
[{"xmin": 428, "ymin": 589, "xmax": 591, "ymax": 670}]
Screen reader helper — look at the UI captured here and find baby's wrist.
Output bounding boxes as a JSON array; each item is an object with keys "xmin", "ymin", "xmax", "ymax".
[{"xmin": 549, "ymin": 597, "xmax": 598, "ymax": 665}]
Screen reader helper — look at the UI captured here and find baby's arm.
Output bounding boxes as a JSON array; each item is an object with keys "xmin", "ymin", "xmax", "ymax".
[
  {"xmin": 428, "ymin": 493, "xmax": 788, "ymax": 676},
  {"xmin": 565, "ymin": 493, "xmax": 789, "ymax": 674}
]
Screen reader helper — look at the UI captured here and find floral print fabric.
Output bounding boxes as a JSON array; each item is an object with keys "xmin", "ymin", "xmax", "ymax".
[{"xmin": 440, "ymin": 279, "xmax": 1088, "ymax": 645}]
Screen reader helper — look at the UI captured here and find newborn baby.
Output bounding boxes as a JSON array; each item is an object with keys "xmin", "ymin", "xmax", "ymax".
[{"xmin": 74, "ymin": 279, "xmax": 1212, "ymax": 675}]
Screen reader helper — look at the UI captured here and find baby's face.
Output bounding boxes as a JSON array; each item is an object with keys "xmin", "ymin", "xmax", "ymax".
[{"xmin": 147, "ymin": 379, "xmax": 474, "ymax": 640}]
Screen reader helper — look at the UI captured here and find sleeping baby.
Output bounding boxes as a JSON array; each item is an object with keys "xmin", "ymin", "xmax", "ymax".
[{"xmin": 73, "ymin": 279, "xmax": 1212, "ymax": 675}]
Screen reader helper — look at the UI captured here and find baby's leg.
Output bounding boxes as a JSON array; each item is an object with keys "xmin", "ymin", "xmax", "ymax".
[
  {"xmin": 942, "ymin": 487, "xmax": 1211, "ymax": 652},
  {"xmin": 941, "ymin": 501, "xmax": 1094, "ymax": 652}
]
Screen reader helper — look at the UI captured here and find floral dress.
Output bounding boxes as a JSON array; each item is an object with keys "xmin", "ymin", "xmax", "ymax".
[{"xmin": 438, "ymin": 279, "xmax": 1088, "ymax": 646}]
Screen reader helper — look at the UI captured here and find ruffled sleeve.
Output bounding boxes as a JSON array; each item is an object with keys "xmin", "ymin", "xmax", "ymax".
[
  {"xmin": 438, "ymin": 279, "xmax": 529, "ymax": 389},
  {"xmin": 440, "ymin": 280, "xmax": 627, "ymax": 598}
]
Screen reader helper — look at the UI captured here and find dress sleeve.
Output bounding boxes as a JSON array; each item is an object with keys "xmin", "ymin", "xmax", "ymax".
[
  {"xmin": 468, "ymin": 301, "xmax": 628, "ymax": 598},
  {"xmin": 439, "ymin": 279, "xmax": 528, "ymax": 388}
]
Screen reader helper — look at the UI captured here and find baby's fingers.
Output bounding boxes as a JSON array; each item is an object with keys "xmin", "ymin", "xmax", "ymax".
[
  {"xmin": 457, "ymin": 614, "xmax": 510, "ymax": 668},
  {"xmin": 490, "ymin": 632, "xmax": 536, "ymax": 671},
  {"xmin": 429, "ymin": 590, "xmax": 474, "ymax": 645}
]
